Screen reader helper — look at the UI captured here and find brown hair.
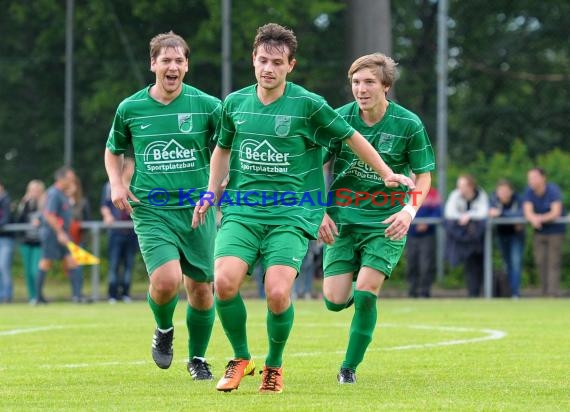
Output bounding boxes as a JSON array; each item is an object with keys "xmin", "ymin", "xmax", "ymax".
[
  {"xmin": 348, "ymin": 53, "xmax": 399, "ymax": 87},
  {"xmin": 496, "ymin": 178, "xmax": 514, "ymax": 190},
  {"xmin": 149, "ymin": 31, "xmax": 190, "ymax": 60},
  {"xmin": 252, "ymin": 23, "xmax": 297, "ymax": 61}
]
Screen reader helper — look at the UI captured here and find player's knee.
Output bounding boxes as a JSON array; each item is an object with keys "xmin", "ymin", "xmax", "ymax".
[
  {"xmin": 187, "ymin": 282, "xmax": 213, "ymax": 308},
  {"xmin": 214, "ymin": 273, "xmax": 239, "ymax": 300},
  {"xmin": 324, "ymin": 296, "xmax": 347, "ymax": 312},
  {"xmin": 150, "ymin": 274, "xmax": 179, "ymax": 295},
  {"xmin": 265, "ymin": 288, "xmax": 290, "ymax": 313}
]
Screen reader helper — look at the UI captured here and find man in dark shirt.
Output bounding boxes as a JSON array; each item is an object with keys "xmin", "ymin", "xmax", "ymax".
[
  {"xmin": 523, "ymin": 167, "xmax": 565, "ymax": 297},
  {"xmin": 34, "ymin": 166, "xmax": 80, "ymax": 304}
]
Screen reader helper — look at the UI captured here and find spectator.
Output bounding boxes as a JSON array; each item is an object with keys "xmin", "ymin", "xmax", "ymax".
[
  {"xmin": 0, "ymin": 181, "xmax": 15, "ymax": 303},
  {"xmin": 35, "ymin": 166, "xmax": 80, "ymax": 305},
  {"xmin": 489, "ymin": 179, "xmax": 525, "ymax": 298},
  {"xmin": 523, "ymin": 167, "xmax": 565, "ymax": 297},
  {"xmin": 444, "ymin": 174, "xmax": 489, "ymax": 297},
  {"xmin": 252, "ymin": 258, "xmax": 266, "ymax": 299},
  {"xmin": 100, "ymin": 157, "xmax": 138, "ymax": 303},
  {"xmin": 15, "ymin": 180, "xmax": 46, "ymax": 303},
  {"xmin": 406, "ymin": 178, "xmax": 442, "ymax": 298},
  {"xmin": 67, "ymin": 174, "xmax": 91, "ymax": 303}
]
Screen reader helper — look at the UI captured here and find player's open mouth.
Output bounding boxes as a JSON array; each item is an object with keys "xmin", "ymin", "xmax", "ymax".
[{"xmin": 166, "ymin": 75, "xmax": 178, "ymax": 82}]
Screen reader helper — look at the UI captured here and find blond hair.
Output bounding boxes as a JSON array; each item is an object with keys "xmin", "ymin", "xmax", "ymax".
[{"xmin": 348, "ymin": 53, "xmax": 399, "ymax": 87}]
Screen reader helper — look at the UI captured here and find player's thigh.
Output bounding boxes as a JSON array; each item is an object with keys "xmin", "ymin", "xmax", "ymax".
[
  {"xmin": 132, "ymin": 206, "xmax": 182, "ymax": 276},
  {"xmin": 179, "ymin": 208, "xmax": 217, "ymax": 283},
  {"xmin": 355, "ymin": 266, "xmax": 386, "ymax": 295},
  {"xmin": 261, "ymin": 225, "xmax": 309, "ymax": 274},
  {"xmin": 323, "ymin": 232, "xmax": 359, "ymax": 278},
  {"xmin": 322, "ymin": 234, "xmax": 358, "ymax": 302},
  {"xmin": 214, "ymin": 219, "xmax": 262, "ymax": 273},
  {"xmin": 358, "ymin": 232, "xmax": 406, "ymax": 281},
  {"xmin": 151, "ymin": 259, "xmax": 183, "ymax": 294},
  {"xmin": 322, "ymin": 272, "xmax": 354, "ymax": 303},
  {"xmin": 213, "ymin": 256, "xmax": 249, "ymax": 299}
]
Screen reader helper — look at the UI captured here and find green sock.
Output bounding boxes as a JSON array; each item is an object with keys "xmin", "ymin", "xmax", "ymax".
[
  {"xmin": 186, "ymin": 304, "xmax": 215, "ymax": 359},
  {"xmin": 342, "ymin": 290, "xmax": 377, "ymax": 370},
  {"xmin": 147, "ymin": 292, "xmax": 178, "ymax": 330},
  {"xmin": 265, "ymin": 304, "xmax": 294, "ymax": 368},
  {"xmin": 215, "ymin": 293, "xmax": 250, "ymax": 359}
]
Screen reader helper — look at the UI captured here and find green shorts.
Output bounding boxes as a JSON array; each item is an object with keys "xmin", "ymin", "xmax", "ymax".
[
  {"xmin": 214, "ymin": 219, "xmax": 309, "ymax": 275},
  {"xmin": 323, "ymin": 230, "xmax": 406, "ymax": 279},
  {"xmin": 131, "ymin": 205, "xmax": 216, "ymax": 282}
]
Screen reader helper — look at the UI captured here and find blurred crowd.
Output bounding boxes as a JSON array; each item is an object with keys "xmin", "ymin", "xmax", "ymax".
[
  {"xmin": 0, "ymin": 163, "xmax": 138, "ymax": 304},
  {"xmin": 0, "ymin": 165, "xmax": 566, "ymax": 303}
]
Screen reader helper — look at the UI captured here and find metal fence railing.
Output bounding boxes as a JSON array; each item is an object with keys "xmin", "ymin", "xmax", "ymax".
[{"xmin": 2, "ymin": 217, "xmax": 568, "ymax": 300}]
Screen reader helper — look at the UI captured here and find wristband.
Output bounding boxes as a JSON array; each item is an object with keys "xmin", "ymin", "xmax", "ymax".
[{"xmin": 402, "ymin": 204, "xmax": 417, "ymax": 220}]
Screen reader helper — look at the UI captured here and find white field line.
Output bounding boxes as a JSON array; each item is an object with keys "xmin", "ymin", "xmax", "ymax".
[
  {"xmin": 0, "ymin": 326, "xmax": 68, "ymax": 336},
  {"xmin": 0, "ymin": 322, "xmax": 506, "ymax": 369}
]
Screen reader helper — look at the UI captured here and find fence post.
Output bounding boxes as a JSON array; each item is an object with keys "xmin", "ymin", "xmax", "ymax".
[{"xmin": 483, "ymin": 219, "xmax": 493, "ymax": 298}]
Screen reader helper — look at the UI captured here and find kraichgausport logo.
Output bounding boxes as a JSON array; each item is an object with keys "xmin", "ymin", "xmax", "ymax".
[
  {"xmin": 143, "ymin": 139, "xmax": 197, "ymax": 172},
  {"xmin": 239, "ymin": 139, "xmax": 290, "ymax": 173}
]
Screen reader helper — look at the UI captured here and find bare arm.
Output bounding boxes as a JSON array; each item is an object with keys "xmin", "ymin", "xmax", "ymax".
[
  {"xmin": 540, "ymin": 201, "xmax": 563, "ymax": 223},
  {"xmin": 43, "ymin": 212, "xmax": 69, "ymax": 245},
  {"xmin": 384, "ymin": 172, "xmax": 432, "ymax": 240},
  {"xmin": 104, "ymin": 149, "xmax": 139, "ymax": 213},
  {"xmin": 523, "ymin": 200, "xmax": 541, "ymax": 229},
  {"xmin": 344, "ymin": 131, "xmax": 415, "ymax": 189}
]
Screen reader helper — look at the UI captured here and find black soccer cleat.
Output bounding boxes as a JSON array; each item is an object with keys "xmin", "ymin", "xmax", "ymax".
[
  {"xmin": 151, "ymin": 328, "xmax": 174, "ymax": 369},
  {"xmin": 337, "ymin": 367, "xmax": 356, "ymax": 384},
  {"xmin": 187, "ymin": 357, "xmax": 214, "ymax": 380}
]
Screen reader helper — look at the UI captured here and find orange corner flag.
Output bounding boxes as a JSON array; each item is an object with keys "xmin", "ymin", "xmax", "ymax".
[{"xmin": 67, "ymin": 242, "xmax": 100, "ymax": 266}]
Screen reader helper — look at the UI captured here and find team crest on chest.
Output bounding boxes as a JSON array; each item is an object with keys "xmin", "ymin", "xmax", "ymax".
[
  {"xmin": 376, "ymin": 132, "xmax": 394, "ymax": 153},
  {"xmin": 274, "ymin": 115, "xmax": 291, "ymax": 137},
  {"xmin": 178, "ymin": 113, "xmax": 193, "ymax": 133}
]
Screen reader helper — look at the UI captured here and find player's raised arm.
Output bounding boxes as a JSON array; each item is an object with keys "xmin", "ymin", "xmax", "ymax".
[{"xmin": 344, "ymin": 131, "xmax": 415, "ymax": 189}]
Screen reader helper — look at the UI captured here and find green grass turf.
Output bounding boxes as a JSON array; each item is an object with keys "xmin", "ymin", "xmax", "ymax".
[{"xmin": 1, "ymin": 299, "xmax": 568, "ymax": 411}]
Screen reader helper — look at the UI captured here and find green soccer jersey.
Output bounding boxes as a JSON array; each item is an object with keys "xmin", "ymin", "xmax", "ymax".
[
  {"xmin": 106, "ymin": 83, "xmax": 221, "ymax": 209},
  {"xmin": 327, "ymin": 100, "xmax": 435, "ymax": 232},
  {"xmin": 217, "ymin": 82, "xmax": 355, "ymax": 238}
]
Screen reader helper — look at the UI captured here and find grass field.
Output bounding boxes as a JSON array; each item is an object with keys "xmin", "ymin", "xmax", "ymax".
[{"xmin": 1, "ymin": 298, "xmax": 568, "ymax": 411}]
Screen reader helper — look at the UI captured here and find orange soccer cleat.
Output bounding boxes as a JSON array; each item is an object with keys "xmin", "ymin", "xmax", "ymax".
[
  {"xmin": 258, "ymin": 366, "xmax": 283, "ymax": 393},
  {"xmin": 216, "ymin": 358, "xmax": 256, "ymax": 392}
]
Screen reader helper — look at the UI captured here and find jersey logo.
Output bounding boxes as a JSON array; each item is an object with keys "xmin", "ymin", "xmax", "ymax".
[
  {"xmin": 178, "ymin": 113, "xmax": 193, "ymax": 133},
  {"xmin": 274, "ymin": 115, "xmax": 291, "ymax": 137},
  {"xmin": 346, "ymin": 159, "xmax": 383, "ymax": 182},
  {"xmin": 239, "ymin": 139, "xmax": 290, "ymax": 173},
  {"xmin": 143, "ymin": 139, "xmax": 197, "ymax": 172},
  {"xmin": 376, "ymin": 132, "xmax": 394, "ymax": 153}
]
